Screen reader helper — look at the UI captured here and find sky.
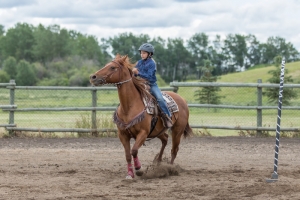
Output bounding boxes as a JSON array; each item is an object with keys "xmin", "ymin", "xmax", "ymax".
[{"xmin": 0, "ymin": 0, "xmax": 300, "ymax": 50}]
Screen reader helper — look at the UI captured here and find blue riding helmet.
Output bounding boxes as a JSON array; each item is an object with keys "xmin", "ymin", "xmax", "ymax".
[{"xmin": 138, "ymin": 43, "xmax": 155, "ymax": 55}]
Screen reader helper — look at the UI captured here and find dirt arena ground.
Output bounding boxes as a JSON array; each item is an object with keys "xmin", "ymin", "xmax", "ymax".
[{"xmin": 0, "ymin": 136, "xmax": 299, "ymax": 200}]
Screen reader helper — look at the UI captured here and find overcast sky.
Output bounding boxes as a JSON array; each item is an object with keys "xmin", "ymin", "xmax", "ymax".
[{"xmin": 1, "ymin": 0, "xmax": 299, "ymax": 50}]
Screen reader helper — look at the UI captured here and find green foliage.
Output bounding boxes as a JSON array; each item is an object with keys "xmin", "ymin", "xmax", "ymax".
[
  {"xmin": 75, "ymin": 114, "xmax": 117, "ymax": 137},
  {"xmin": 105, "ymin": 32, "xmax": 151, "ymax": 62},
  {"xmin": 0, "ymin": 24, "xmax": 4, "ymax": 36},
  {"xmin": 260, "ymin": 36, "xmax": 299, "ymax": 63},
  {"xmin": 223, "ymin": 34, "xmax": 248, "ymax": 68},
  {"xmin": 0, "ymin": 22, "xmax": 300, "ymax": 86},
  {"xmin": 263, "ymin": 56, "xmax": 297, "ymax": 105},
  {"xmin": 1, "ymin": 23, "xmax": 35, "ymax": 61},
  {"xmin": 156, "ymin": 74, "xmax": 168, "ymax": 87},
  {"xmin": 187, "ymin": 33, "xmax": 209, "ymax": 67},
  {"xmin": 69, "ymin": 66, "xmax": 93, "ymax": 86},
  {"xmin": 194, "ymin": 60, "xmax": 222, "ymax": 105},
  {"xmin": 3, "ymin": 56, "xmax": 17, "ymax": 79},
  {"xmin": 37, "ymin": 56, "xmax": 100, "ymax": 86},
  {"xmin": 37, "ymin": 77, "xmax": 69, "ymax": 86},
  {"xmin": 0, "ymin": 70, "xmax": 10, "ymax": 82},
  {"xmin": 15, "ymin": 60, "xmax": 37, "ymax": 86},
  {"xmin": 33, "ymin": 62, "xmax": 47, "ymax": 80},
  {"xmin": 280, "ymin": 131, "xmax": 300, "ymax": 138},
  {"xmin": 194, "ymin": 128, "xmax": 212, "ymax": 137},
  {"xmin": 238, "ymin": 129, "xmax": 271, "ymax": 137}
]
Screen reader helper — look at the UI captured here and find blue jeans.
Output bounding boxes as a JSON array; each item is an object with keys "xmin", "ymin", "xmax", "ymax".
[{"xmin": 149, "ymin": 83, "xmax": 171, "ymax": 117}]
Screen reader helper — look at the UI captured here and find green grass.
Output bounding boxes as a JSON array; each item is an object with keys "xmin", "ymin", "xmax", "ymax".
[
  {"xmin": 178, "ymin": 61, "xmax": 300, "ymax": 106},
  {"xmin": 219, "ymin": 61, "xmax": 300, "ymax": 83},
  {"xmin": 1, "ymin": 61, "xmax": 300, "ymax": 137}
]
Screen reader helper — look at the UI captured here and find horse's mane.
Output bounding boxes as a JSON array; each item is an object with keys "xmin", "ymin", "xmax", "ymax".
[{"xmin": 114, "ymin": 54, "xmax": 155, "ymax": 102}]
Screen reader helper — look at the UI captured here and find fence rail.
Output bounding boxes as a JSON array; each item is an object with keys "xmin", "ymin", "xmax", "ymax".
[
  {"xmin": 1, "ymin": 80, "xmax": 300, "ymax": 135},
  {"xmin": 172, "ymin": 81, "xmax": 300, "ymax": 134}
]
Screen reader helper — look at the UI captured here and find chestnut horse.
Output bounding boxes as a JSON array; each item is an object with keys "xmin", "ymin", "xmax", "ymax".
[{"xmin": 90, "ymin": 55, "xmax": 192, "ymax": 179}]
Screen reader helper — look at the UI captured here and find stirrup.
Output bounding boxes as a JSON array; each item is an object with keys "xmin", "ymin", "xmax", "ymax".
[{"xmin": 162, "ymin": 114, "xmax": 173, "ymax": 128}]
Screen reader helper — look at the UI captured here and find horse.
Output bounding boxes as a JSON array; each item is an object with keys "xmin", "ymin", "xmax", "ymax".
[{"xmin": 89, "ymin": 54, "xmax": 192, "ymax": 179}]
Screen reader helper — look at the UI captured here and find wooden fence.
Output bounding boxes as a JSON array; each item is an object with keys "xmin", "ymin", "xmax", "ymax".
[{"xmin": 1, "ymin": 79, "xmax": 300, "ymax": 135}]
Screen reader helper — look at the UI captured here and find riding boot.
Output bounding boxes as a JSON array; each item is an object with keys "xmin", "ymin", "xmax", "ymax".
[{"xmin": 161, "ymin": 114, "xmax": 173, "ymax": 128}]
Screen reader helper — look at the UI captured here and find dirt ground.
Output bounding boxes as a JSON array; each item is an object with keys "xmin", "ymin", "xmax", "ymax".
[{"xmin": 0, "ymin": 136, "xmax": 300, "ymax": 200}]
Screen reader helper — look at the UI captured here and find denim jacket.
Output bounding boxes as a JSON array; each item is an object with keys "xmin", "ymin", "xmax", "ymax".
[{"xmin": 135, "ymin": 58, "xmax": 157, "ymax": 84}]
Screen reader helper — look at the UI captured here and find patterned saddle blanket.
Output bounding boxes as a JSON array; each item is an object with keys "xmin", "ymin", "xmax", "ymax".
[{"xmin": 143, "ymin": 92, "xmax": 179, "ymax": 115}]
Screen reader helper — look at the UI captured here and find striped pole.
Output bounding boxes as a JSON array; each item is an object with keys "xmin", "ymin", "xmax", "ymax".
[{"xmin": 266, "ymin": 58, "xmax": 285, "ymax": 183}]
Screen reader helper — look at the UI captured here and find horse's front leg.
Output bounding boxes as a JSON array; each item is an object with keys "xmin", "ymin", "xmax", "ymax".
[
  {"xmin": 118, "ymin": 131, "xmax": 134, "ymax": 179},
  {"xmin": 131, "ymin": 131, "xmax": 148, "ymax": 175}
]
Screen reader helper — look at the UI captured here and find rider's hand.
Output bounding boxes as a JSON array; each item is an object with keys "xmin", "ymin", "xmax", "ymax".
[{"xmin": 132, "ymin": 68, "xmax": 138, "ymax": 75}]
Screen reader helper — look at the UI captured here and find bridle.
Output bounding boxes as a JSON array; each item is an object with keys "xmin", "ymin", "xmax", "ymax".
[{"xmin": 94, "ymin": 60, "xmax": 132, "ymax": 88}]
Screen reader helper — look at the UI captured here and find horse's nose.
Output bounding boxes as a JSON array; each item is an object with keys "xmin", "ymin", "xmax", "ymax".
[{"xmin": 90, "ymin": 75, "xmax": 97, "ymax": 80}]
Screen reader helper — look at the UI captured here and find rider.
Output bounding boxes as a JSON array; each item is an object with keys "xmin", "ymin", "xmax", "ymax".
[{"xmin": 132, "ymin": 43, "xmax": 173, "ymax": 128}]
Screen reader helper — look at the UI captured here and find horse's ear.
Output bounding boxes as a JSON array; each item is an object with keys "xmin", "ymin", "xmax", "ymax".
[
  {"xmin": 115, "ymin": 54, "xmax": 121, "ymax": 59},
  {"xmin": 122, "ymin": 55, "xmax": 128, "ymax": 61}
]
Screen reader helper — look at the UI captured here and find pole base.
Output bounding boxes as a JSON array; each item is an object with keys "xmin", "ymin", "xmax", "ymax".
[{"xmin": 266, "ymin": 173, "xmax": 278, "ymax": 183}]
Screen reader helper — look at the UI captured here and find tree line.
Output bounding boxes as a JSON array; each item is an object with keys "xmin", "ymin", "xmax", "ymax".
[{"xmin": 0, "ymin": 22, "xmax": 299, "ymax": 86}]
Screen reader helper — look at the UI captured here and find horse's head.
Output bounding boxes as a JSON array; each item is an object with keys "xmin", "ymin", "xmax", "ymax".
[{"xmin": 90, "ymin": 54, "xmax": 134, "ymax": 86}]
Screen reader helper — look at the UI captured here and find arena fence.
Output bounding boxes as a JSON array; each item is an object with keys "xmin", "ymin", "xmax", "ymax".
[{"xmin": 1, "ymin": 79, "xmax": 300, "ymax": 136}]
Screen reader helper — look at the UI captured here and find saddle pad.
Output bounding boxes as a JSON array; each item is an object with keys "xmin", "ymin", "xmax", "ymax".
[{"xmin": 143, "ymin": 92, "xmax": 179, "ymax": 115}]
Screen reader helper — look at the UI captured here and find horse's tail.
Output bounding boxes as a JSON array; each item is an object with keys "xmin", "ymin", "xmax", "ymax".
[{"xmin": 183, "ymin": 122, "xmax": 193, "ymax": 138}]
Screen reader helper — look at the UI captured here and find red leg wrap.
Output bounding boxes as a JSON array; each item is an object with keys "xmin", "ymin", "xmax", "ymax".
[
  {"xmin": 133, "ymin": 157, "xmax": 141, "ymax": 170},
  {"xmin": 127, "ymin": 163, "xmax": 134, "ymax": 178}
]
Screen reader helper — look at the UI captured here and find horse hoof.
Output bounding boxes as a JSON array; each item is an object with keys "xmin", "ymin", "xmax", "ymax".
[
  {"xmin": 135, "ymin": 167, "xmax": 144, "ymax": 176},
  {"xmin": 126, "ymin": 175, "xmax": 133, "ymax": 179}
]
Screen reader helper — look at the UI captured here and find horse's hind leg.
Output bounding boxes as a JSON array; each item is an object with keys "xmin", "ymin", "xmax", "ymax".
[
  {"xmin": 155, "ymin": 132, "xmax": 168, "ymax": 163},
  {"xmin": 170, "ymin": 128, "xmax": 184, "ymax": 164}
]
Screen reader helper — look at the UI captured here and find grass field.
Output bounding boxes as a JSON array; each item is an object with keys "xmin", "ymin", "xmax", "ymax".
[{"xmin": 1, "ymin": 61, "xmax": 300, "ymax": 137}]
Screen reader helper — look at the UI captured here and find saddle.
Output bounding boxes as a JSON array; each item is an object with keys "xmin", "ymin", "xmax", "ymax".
[
  {"xmin": 113, "ymin": 87, "xmax": 179, "ymax": 132},
  {"xmin": 143, "ymin": 92, "xmax": 179, "ymax": 115}
]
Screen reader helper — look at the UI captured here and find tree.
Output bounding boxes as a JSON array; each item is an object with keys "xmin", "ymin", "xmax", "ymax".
[
  {"xmin": 150, "ymin": 37, "xmax": 168, "ymax": 76},
  {"xmin": 245, "ymin": 34, "xmax": 261, "ymax": 67},
  {"xmin": 223, "ymin": 34, "xmax": 247, "ymax": 70},
  {"xmin": 1, "ymin": 23, "xmax": 35, "ymax": 61},
  {"xmin": 263, "ymin": 56, "xmax": 297, "ymax": 105},
  {"xmin": 187, "ymin": 33, "xmax": 210, "ymax": 67},
  {"xmin": 75, "ymin": 34, "xmax": 105, "ymax": 64},
  {"xmin": 194, "ymin": 60, "xmax": 222, "ymax": 106},
  {"xmin": 32, "ymin": 24, "xmax": 73, "ymax": 63},
  {"xmin": 0, "ymin": 70, "xmax": 10, "ymax": 83},
  {"xmin": 107, "ymin": 32, "xmax": 151, "ymax": 62},
  {"xmin": 260, "ymin": 37, "xmax": 300, "ymax": 64},
  {"xmin": 0, "ymin": 24, "xmax": 4, "ymax": 36},
  {"xmin": 209, "ymin": 35, "xmax": 227, "ymax": 76},
  {"xmin": 15, "ymin": 60, "xmax": 37, "ymax": 86},
  {"xmin": 166, "ymin": 38, "xmax": 191, "ymax": 82},
  {"xmin": 3, "ymin": 56, "xmax": 17, "ymax": 79},
  {"xmin": 0, "ymin": 25, "xmax": 4, "ymax": 67}
]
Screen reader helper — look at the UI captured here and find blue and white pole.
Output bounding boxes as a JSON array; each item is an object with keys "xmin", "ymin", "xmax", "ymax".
[{"xmin": 266, "ymin": 58, "xmax": 285, "ymax": 183}]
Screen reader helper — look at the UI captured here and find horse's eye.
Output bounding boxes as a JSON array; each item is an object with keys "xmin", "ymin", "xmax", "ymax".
[{"xmin": 111, "ymin": 66, "xmax": 117, "ymax": 70}]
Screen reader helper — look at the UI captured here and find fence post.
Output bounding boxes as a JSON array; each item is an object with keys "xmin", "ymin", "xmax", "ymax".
[
  {"xmin": 172, "ymin": 81, "xmax": 179, "ymax": 93},
  {"xmin": 9, "ymin": 80, "xmax": 15, "ymax": 136},
  {"xmin": 257, "ymin": 79, "xmax": 262, "ymax": 136},
  {"xmin": 91, "ymin": 89, "xmax": 97, "ymax": 136}
]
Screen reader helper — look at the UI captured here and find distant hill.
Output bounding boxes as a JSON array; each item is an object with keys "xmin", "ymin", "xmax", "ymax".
[
  {"xmin": 175, "ymin": 61, "xmax": 300, "ymax": 106},
  {"xmin": 218, "ymin": 61, "xmax": 300, "ymax": 84}
]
